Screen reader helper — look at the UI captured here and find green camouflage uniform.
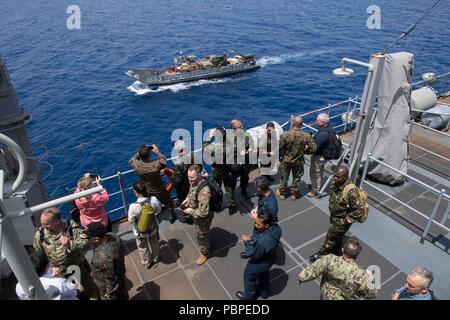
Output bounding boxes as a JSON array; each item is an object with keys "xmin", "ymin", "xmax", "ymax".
[
  {"xmin": 298, "ymin": 254, "xmax": 377, "ymax": 300},
  {"xmin": 278, "ymin": 129, "xmax": 317, "ymax": 196},
  {"xmin": 33, "ymin": 219, "xmax": 95, "ymax": 299},
  {"xmin": 129, "ymin": 154, "xmax": 174, "ymax": 210},
  {"xmin": 184, "ymin": 179, "xmax": 213, "ymax": 257},
  {"xmin": 319, "ymin": 180, "xmax": 366, "ymax": 255},
  {"xmin": 230, "ymin": 129, "xmax": 255, "ymax": 195},
  {"xmin": 91, "ymin": 233, "xmax": 129, "ymax": 300},
  {"xmin": 205, "ymin": 142, "xmax": 235, "ymax": 208}
]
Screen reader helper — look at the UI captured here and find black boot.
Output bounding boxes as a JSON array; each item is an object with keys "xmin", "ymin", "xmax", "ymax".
[
  {"xmin": 228, "ymin": 205, "xmax": 238, "ymax": 215},
  {"xmin": 241, "ymin": 190, "xmax": 250, "ymax": 200}
]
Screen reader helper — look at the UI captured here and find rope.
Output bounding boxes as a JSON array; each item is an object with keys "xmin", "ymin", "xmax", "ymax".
[{"xmin": 382, "ymin": 0, "xmax": 448, "ymax": 53}]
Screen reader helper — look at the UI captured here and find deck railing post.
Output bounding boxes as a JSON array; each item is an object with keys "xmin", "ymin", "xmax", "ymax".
[
  {"xmin": 440, "ymin": 201, "xmax": 450, "ymax": 226},
  {"xmin": 117, "ymin": 172, "xmax": 128, "ymax": 218},
  {"xmin": 360, "ymin": 153, "xmax": 371, "ymax": 188},
  {"xmin": 343, "ymin": 101, "xmax": 351, "ymax": 132},
  {"xmin": 420, "ymin": 189, "xmax": 445, "ymax": 244}
]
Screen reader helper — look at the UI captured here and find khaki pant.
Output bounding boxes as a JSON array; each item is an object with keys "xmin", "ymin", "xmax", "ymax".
[
  {"xmin": 310, "ymin": 155, "xmax": 327, "ymax": 193},
  {"xmin": 136, "ymin": 234, "xmax": 160, "ymax": 266},
  {"xmin": 194, "ymin": 214, "xmax": 213, "ymax": 256}
]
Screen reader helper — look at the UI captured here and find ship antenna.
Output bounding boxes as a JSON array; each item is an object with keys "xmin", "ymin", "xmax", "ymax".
[{"xmin": 381, "ymin": 0, "xmax": 447, "ymax": 54}]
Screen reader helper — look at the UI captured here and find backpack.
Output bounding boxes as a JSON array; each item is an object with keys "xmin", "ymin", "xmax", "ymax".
[
  {"xmin": 322, "ymin": 130, "xmax": 343, "ymax": 160},
  {"xmin": 137, "ymin": 201, "xmax": 156, "ymax": 234},
  {"xmin": 195, "ymin": 179, "xmax": 224, "ymax": 212},
  {"xmin": 342, "ymin": 183, "xmax": 369, "ymax": 223}
]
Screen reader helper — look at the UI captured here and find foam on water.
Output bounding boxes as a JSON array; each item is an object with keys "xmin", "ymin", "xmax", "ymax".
[
  {"xmin": 256, "ymin": 52, "xmax": 305, "ymax": 67},
  {"xmin": 127, "ymin": 77, "xmax": 234, "ymax": 95}
]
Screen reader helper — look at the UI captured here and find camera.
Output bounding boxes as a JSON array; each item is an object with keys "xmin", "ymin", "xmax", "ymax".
[
  {"xmin": 89, "ymin": 174, "xmax": 99, "ymax": 180},
  {"xmin": 146, "ymin": 144, "xmax": 154, "ymax": 150}
]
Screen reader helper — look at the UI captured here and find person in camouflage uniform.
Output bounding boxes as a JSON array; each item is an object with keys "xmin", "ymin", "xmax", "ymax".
[
  {"xmin": 299, "ymin": 236, "xmax": 377, "ymax": 300},
  {"xmin": 310, "ymin": 166, "xmax": 367, "ymax": 262},
  {"xmin": 33, "ymin": 207, "xmax": 95, "ymax": 299},
  {"xmin": 172, "ymin": 140, "xmax": 192, "ymax": 206},
  {"xmin": 129, "ymin": 144, "xmax": 176, "ymax": 223},
  {"xmin": 181, "ymin": 164, "xmax": 213, "ymax": 265},
  {"xmin": 277, "ymin": 116, "xmax": 317, "ymax": 200},
  {"xmin": 204, "ymin": 127, "xmax": 237, "ymax": 215},
  {"xmin": 230, "ymin": 119, "xmax": 255, "ymax": 201},
  {"xmin": 87, "ymin": 222, "xmax": 129, "ymax": 300}
]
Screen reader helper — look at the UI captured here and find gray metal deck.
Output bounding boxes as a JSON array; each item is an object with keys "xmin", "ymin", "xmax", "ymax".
[
  {"xmin": 116, "ymin": 122, "xmax": 450, "ymax": 300},
  {"xmin": 115, "ymin": 190, "xmax": 404, "ymax": 299}
]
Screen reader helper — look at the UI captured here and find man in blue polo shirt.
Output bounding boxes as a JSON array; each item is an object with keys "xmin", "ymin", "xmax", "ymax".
[
  {"xmin": 250, "ymin": 176, "xmax": 278, "ymax": 222},
  {"xmin": 392, "ymin": 267, "xmax": 434, "ymax": 300}
]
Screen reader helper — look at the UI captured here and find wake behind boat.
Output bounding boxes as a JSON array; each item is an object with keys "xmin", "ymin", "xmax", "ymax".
[{"xmin": 125, "ymin": 54, "xmax": 260, "ymax": 86}]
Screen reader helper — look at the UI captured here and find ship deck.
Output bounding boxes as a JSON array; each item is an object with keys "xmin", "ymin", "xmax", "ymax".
[{"xmin": 116, "ymin": 124, "xmax": 450, "ymax": 300}]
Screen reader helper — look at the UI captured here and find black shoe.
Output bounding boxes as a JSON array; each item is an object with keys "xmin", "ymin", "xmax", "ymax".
[
  {"xmin": 240, "ymin": 252, "xmax": 247, "ymax": 259},
  {"xmin": 185, "ymin": 216, "xmax": 194, "ymax": 225},
  {"xmin": 235, "ymin": 291, "xmax": 244, "ymax": 300},
  {"xmin": 309, "ymin": 252, "xmax": 322, "ymax": 263},
  {"xmin": 169, "ymin": 216, "xmax": 177, "ymax": 224},
  {"xmin": 228, "ymin": 205, "xmax": 237, "ymax": 215},
  {"xmin": 241, "ymin": 191, "xmax": 250, "ymax": 200}
]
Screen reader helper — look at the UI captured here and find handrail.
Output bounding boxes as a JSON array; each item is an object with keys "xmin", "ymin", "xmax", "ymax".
[
  {"xmin": 412, "ymin": 121, "xmax": 450, "ymax": 137},
  {"xmin": 360, "ymin": 153, "xmax": 450, "ymax": 243},
  {"xmin": 362, "ymin": 180, "xmax": 449, "ymax": 233},
  {"xmin": 410, "ymin": 142, "xmax": 450, "ymax": 163},
  {"xmin": 0, "ymin": 133, "xmax": 28, "ymax": 195},
  {"xmin": 85, "ymin": 96, "xmax": 363, "ymax": 219},
  {"xmin": 62, "ymin": 95, "xmax": 449, "ymax": 226},
  {"xmin": 367, "ymin": 155, "xmax": 450, "ymax": 200},
  {"xmin": 281, "ymin": 97, "xmax": 361, "ymax": 128}
]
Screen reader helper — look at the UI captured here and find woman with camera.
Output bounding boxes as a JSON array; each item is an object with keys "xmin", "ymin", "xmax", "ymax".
[{"xmin": 74, "ymin": 173, "xmax": 110, "ymax": 230}]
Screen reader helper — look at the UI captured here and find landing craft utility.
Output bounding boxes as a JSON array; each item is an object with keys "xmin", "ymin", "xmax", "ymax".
[{"xmin": 125, "ymin": 54, "xmax": 260, "ymax": 87}]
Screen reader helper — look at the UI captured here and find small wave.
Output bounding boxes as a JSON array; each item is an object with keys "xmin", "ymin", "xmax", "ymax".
[
  {"xmin": 256, "ymin": 49, "xmax": 337, "ymax": 67},
  {"xmin": 127, "ymin": 78, "xmax": 232, "ymax": 95},
  {"xmin": 257, "ymin": 52, "xmax": 305, "ymax": 67}
]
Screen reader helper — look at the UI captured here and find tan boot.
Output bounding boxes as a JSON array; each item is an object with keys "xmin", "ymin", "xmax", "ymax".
[
  {"xmin": 196, "ymin": 254, "xmax": 207, "ymax": 266},
  {"xmin": 276, "ymin": 189, "xmax": 286, "ymax": 200},
  {"xmin": 306, "ymin": 191, "xmax": 318, "ymax": 198},
  {"xmin": 291, "ymin": 194, "xmax": 297, "ymax": 201}
]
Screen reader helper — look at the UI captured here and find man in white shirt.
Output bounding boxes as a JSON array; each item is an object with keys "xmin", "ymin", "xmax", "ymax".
[{"xmin": 15, "ymin": 250, "xmax": 78, "ymax": 300}]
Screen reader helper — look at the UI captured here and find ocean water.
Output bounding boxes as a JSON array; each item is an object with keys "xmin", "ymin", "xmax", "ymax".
[{"xmin": 1, "ymin": 0, "xmax": 449, "ymax": 220}]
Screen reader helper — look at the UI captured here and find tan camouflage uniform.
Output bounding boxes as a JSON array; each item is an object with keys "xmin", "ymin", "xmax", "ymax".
[
  {"xmin": 319, "ymin": 179, "xmax": 366, "ymax": 255},
  {"xmin": 184, "ymin": 179, "xmax": 213, "ymax": 257},
  {"xmin": 298, "ymin": 254, "xmax": 377, "ymax": 300},
  {"xmin": 129, "ymin": 154, "xmax": 174, "ymax": 210},
  {"xmin": 278, "ymin": 129, "xmax": 317, "ymax": 196},
  {"xmin": 33, "ymin": 219, "xmax": 95, "ymax": 299}
]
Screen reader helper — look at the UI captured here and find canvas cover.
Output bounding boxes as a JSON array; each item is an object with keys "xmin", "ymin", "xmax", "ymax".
[{"xmin": 363, "ymin": 52, "xmax": 414, "ymax": 185}]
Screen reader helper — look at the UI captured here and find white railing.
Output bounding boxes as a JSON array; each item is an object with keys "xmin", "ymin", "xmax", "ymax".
[
  {"xmin": 90, "ymin": 97, "xmax": 363, "ymax": 221},
  {"xmin": 62, "ymin": 95, "xmax": 447, "ymax": 230},
  {"xmin": 360, "ymin": 153, "xmax": 450, "ymax": 244}
]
